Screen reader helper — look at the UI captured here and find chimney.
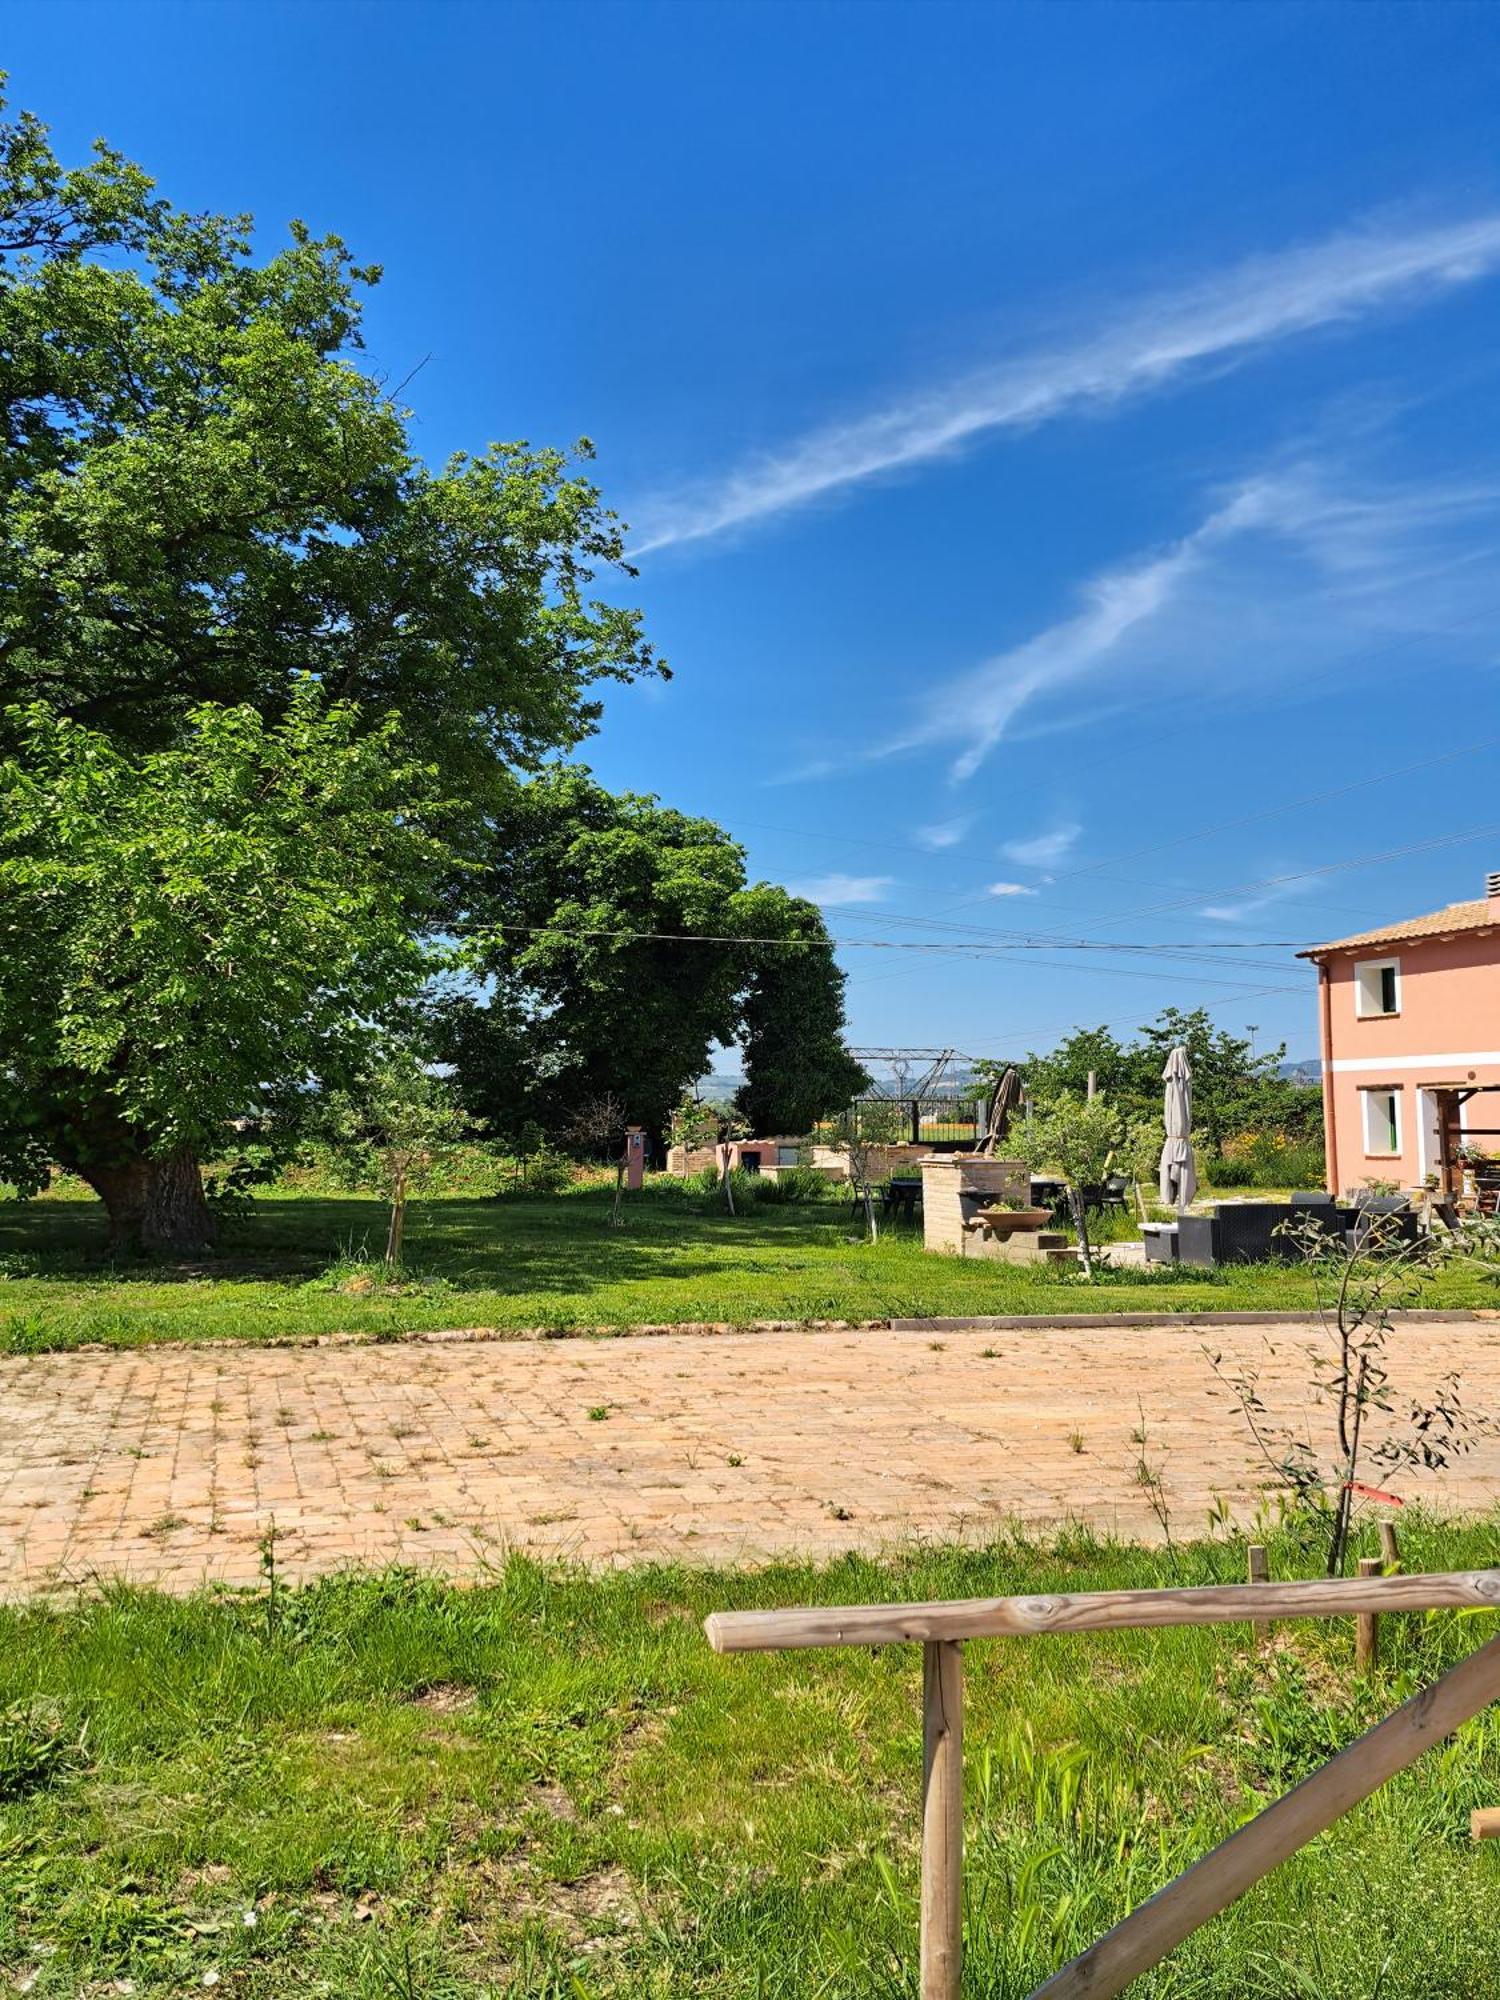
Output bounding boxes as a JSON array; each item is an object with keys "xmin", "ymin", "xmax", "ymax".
[{"xmin": 1489, "ymin": 871, "xmax": 1500, "ymax": 903}]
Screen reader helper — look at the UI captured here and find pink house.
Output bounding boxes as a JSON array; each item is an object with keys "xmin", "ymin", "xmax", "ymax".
[{"xmin": 1300, "ymin": 875, "xmax": 1500, "ymax": 1198}]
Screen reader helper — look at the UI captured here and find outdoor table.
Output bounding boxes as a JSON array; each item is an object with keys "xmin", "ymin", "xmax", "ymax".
[{"xmin": 883, "ymin": 1177, "xmax": 922, "ymax": 1221}]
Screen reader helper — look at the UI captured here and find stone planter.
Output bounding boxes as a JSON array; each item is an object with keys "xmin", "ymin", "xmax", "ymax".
[{"xmin": 972, "ymin": 1206, "xmax": 1052, "ymax": 1236}]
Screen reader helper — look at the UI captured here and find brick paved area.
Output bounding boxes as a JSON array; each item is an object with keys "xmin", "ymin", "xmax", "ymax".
[{"xmin": 5, "ymin": 1319, "xmax": 1500, "ymax": 1595}]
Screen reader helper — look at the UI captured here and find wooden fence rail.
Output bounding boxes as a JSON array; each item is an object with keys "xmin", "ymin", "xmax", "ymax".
[{"xmin": 705, "ymin": 1569, "xmax": 1500, "ymax": 2000}]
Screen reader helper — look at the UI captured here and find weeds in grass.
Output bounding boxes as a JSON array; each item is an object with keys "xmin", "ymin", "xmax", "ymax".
[
  {"xmin": 0, "ymin": 1698, "xmax": 82, "ymax": 1800},
  {"xmin": 3, "ymin": 1534, "xmax": 1500, "ymax": 1993}
]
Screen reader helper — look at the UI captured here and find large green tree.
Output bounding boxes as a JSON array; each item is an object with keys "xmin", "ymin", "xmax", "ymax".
[
  {"xmin": 442, "ymin": 769, "xmax": 863, "ymax": 1145},
  {"xmin": 0, "ymin": 94, "xmax": 660, "ymax": 1249},
  {"xmin": 0, "ymin": 690, "xmax": 449, "ymax": 1250},
  {"xmin": 733, "ymin": 884, "xmax": 869, "ymax": 1134}
]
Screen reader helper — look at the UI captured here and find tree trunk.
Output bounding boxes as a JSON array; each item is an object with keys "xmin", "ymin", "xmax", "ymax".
[
  {"xmin": 79, "ymin": 1146, "xmax": 218, "ymax": 1258},
  {"xmin": 386, "ymin": 1180, "xmax": 407, "ymax": 1268},
  {"xmin": 1070, "ymin": 1185, "xmax": 1095, "ymax": 1281}
]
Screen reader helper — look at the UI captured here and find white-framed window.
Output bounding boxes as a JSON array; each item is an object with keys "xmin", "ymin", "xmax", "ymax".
[
  {"xmin": 1355, "ymin": 956, "xmax": 1401, "ymax": 1018},
  {"xmin": 1360, "ymin": 1086, "xmax": 1402, "ymax": 1157}
]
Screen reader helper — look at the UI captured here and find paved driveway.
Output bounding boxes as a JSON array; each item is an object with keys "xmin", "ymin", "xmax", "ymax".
[{"xmin": 5, "ymin": 1320, "xmax": 1500, "ymax": 1595}]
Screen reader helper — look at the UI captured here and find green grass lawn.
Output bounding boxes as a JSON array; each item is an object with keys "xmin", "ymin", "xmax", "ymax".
[
  {"xmin": 5, "ymin": 1523, "xmax": 1500, "ymax": 1996},
  {"xmin": 0, "ymin": 1181, "xmax": 1495, "ymax": 1353}
]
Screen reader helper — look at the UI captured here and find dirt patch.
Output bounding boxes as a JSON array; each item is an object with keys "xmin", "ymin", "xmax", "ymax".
[
  {"xmin": 410, "ymin": 1682, "xmax": 478, "ymax": 1715},
  {"xmin": 541, "ymin": 1863, "xmax": 638, "ymax": 1932}
]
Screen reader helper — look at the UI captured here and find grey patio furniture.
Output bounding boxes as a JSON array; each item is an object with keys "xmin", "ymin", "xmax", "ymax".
[
  {"xmin": 1176, "ymin": 1203, "xmax": 1306, "ymax": 1266},
  {"xmin": 1349, "ymin": 1192, "xmax": 1421, "ymax": 1249},
  {"xmin": 1141, "ymin": 1222, "xmax": 1180, "ymax": 1264}
]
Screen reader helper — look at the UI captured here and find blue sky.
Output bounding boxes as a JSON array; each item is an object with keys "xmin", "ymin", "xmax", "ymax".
[{"xmin": 10, "ymin": 0, "xmax": 1500, "ymax": 1063}]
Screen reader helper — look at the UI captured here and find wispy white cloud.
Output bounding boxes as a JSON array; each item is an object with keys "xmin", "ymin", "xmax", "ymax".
[
  {"xmin": 888, "ymin": 460, "xmax": 1500, "ymax": 782},
  {"xmin": 1000, "ymin": 823, "xmax": 1083, "ymax": 868},
  {"xmin": 987, "ymin": 880, "xmax": 1039, "ymax": 898},
  {"xmin": 915, "ymin": 817, "xmax": 972, "ymax": 850},
  {"xmin": 630, "ymin": 213, "xmax": 1500, "ymax": 553},
  {"xmin": 786, "ymin": 872, "xmax": 895, "ymax": 906},
  {"xmin": 1199, "ymin": 874, "xmax": 1316, "ymax": 923}
]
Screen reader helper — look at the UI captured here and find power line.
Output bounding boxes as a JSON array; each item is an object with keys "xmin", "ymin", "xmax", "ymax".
[{"xmin": 486, "ymin": 919, "xmax": 1314, "ymax": 952}]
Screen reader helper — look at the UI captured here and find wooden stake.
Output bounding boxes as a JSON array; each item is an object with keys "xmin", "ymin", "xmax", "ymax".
[
  {"xmin": 1379, "ymin": 1520, "xmax": 1402, "ymax": 1570},
  {"xmin": 1471, "ymin": 1807, "xmax": 1500, "ymax": 1842},
  {"xmin": 1356, "ymin": 1555, "xmax": 1381, "ymax": 1673},
  {"xmin": 1029, "ymin": 1632, "xmax": 1500, "ymax": 1999},
  {"xmin": 921, "ymin": 1640, "xmax": 963, "ymax": 2000},
  {"xmin": 1247, "ymin": 1545, "xmax": 1269, "ymax": 1585}
]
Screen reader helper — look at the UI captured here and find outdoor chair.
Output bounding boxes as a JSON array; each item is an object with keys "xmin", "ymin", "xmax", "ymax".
[{"xmin": 1099, "ymin": 1173, "xmax": 1130, "ymax": 1214}]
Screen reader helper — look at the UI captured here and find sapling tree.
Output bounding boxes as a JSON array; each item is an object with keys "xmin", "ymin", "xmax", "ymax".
[
  {"xmin": 1208, "ymin": 1214, "xmax": 1500, "ymax": 1576},
  {"xmin": 316, "ymin": 1049, "xmax": 472, "ymax": 1269},
  {"xmin": 824, "ymin": 1097, "xmax": 906, "ymax": 1243},
  {"xmin": 1014, "ymin": 1092, "xmax": 1125, "ymax": 1279},
  {"xmin": 670, "ymin": 1095, "xmax": 748, "ymax": 1214},
  {"xmin": 560, "ymin": 1091, "xmax": 632, "ymax": 1227},
  {"xmin": 1119, "ymin": 1115, "xmax": 1164, "ymax": 1224}
]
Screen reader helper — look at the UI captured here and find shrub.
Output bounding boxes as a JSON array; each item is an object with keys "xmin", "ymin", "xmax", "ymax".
[
  {"xmin": 497, "ymin": 1147, "xmax": 575, "ymax": 1196},
  {"xmin": 1202, "ymin": 1131, "xmax": 1326, "ymax": 1189},
  {"xmin": 752, "ymin": 1166, "xmax": 833, "ymax": 1204},
  {"xmin": 690, "ymin": 1165, "xmax": 761, "ymax": 1209}
]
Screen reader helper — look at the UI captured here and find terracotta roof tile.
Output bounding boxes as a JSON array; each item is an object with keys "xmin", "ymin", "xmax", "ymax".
[{"xmin": 1299, "ymin": 898, "xmax": 1500, "ymax": 958}]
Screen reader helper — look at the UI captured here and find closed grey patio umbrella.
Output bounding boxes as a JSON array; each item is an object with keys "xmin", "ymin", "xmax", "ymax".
[
  {"xmin": 1159, "ymin": 1044, "xmax": 1197, "ymax": 1208},
  {"xmin": 977, "ymin": 1066, "xmax": 1021, "ymax": 1155}
]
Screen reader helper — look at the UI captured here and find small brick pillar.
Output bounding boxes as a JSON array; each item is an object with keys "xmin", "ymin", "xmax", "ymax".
[
  {"xmin": 921, "ymin": 1155, "xmax": 1029, "ymax": 1254},
  {"xmin": 624, "ymin": 1126, "xmax": 647, "ymax": 1191}
]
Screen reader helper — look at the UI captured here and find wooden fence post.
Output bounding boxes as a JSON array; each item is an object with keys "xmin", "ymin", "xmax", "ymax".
[
  {"xmin": 922, "ymin": 1639, "xmax": 964, "ymax": 2000},
  {"xmin": 1379, "ymin": 1520, "xmax": 1402, "ymax": 1570},
  {"xmin": 1247, "ymin": 1545, "xmax": 1268, "ymax": 1585},
  {"xmin": 1356, "ymin": 1555, "xmax": 1382, "ymax": 1673}
]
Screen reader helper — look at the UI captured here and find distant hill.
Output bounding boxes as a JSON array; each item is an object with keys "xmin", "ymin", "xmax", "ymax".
[
  {"xmin": 694, "ymin": 1071, "xmax": 745, "ymax": 1101},
  {"xmin": 1279, "ymin": 1058, "xmax": 1322, "ymax": 1083}
]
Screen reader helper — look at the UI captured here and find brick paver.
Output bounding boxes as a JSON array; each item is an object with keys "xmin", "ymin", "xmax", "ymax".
[{"xmin": 5, "ymin": 1320, "xmax": 1500, "ymax": 1595}]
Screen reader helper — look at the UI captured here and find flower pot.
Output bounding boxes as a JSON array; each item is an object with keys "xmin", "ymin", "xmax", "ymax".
[{"xmin": 972, "ymin": 1206, "xmax": 1052, "ymax": 1235}]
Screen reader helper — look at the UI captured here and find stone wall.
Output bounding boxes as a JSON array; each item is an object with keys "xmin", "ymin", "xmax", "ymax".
[
  {"xmin": 665, "ymin": 1136, "xmax": 817, "ymax": 1178},
  {"xmin": 666, "ymin": 1138, "xmax": 934, "ymax": 1183}
]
